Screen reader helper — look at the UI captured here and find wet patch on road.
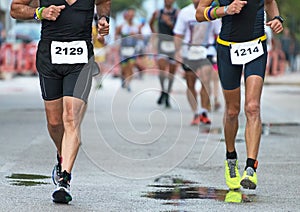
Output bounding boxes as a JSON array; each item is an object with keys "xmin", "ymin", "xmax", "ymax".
[
  {"xmin": 6, "ymin": 173, "xmax": 50, "ymax": 186},
  {"xmin": 200, "ymin": 127, "xmax": 222, "ymax": 135},
  {"xmin": 277, "ymin": 90, "xmax": 300, "ymax": 94},
  {"xmin": 262, "ymin": 122, "xmax": 300, "ymax": 136},
  {"xmin": 143, "ymin": 175, "xmax": 257, "ymax": 205},
  {"xmin": 201, "ymin": 122, "xmax": 300, "ymax": 138}
]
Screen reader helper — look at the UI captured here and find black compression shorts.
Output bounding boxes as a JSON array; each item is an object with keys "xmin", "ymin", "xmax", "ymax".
[
  {"xmin": 36, "ymin": 40, "xmax": 94, "ymax": 103},
  {"xmin": 217, "ymin": 40, "xmax": 267, "ymax": 90}
]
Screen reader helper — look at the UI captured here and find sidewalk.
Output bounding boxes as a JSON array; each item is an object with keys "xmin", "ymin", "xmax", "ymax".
[{"xmin": 264, "ymin": 71, "xmax": 300, "ymax": 85}]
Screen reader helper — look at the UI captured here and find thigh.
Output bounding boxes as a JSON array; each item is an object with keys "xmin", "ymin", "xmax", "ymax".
[
  {"xmin": 63, "ymin": 96, "xmax": 87, "ymax": 126},
  {"xmin": 63, "ymin": 62, "xmax": 93, "ymax": 103},
  {"xmin": 44, "ymin": 98, "xmax": 64, "ymax": 124},
  {"xmin": 197, "ymin": 64, "xmax": 212, "ymax": 83},
  {"xmin": 244, "ymin": 41, "xmax": 268, "ymax": 81},
  {"xmin": 217, "ymin": 44, "xmax": 243, "ymax": 90},
  {"xmin": 223, "ymin": 87, "xmax": 241, "ymax": 112},
  {"xmin": 185, "ymin": 71, "xmax": 197, "ymax": 90},
  {"xmin": 245, "ymin": 75, "xmax": 264, "ymax": 105},
  {"xmin": 39, "ymin": 74, "xmax": 63, "ymax": 101}
]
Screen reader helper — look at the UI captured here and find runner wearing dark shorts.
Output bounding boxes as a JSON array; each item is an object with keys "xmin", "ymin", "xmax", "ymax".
[
  {"xmin": 150, "ymin": 0, "xmax": 179, "ymax": 108},
  {"xmin": 10, "ymin": 0, "xmax": 111, "ymax": 203},
  {"xmin": 196, "ymin": 0, "xmax": 283, "ymax": 190},
  {"xmin": 37, "ymin": 39, "xmax": 94, "ymax": 102},
  {"xmin": 115, "ymin": 8, "xmax": 140, "ymax": 92},
  {"xmin": 174, "ymin": 0, "xmax": 218, "ymax": 126}
]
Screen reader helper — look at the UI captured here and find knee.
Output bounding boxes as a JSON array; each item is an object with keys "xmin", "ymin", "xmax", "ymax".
[
  {"xmin": 245, "ymin": 102, "xmax": 260, "ymax": 117},
  {"xmin": 48, "ymin": 119, "xmax": 63, "ymax": 132},
  {"xmin": 62, "ymin": 108, "xmax": 77, "ymax": 129},
  {"xmin": 225, "ymin": 106, "xmax": 240, "ymax": 121}
]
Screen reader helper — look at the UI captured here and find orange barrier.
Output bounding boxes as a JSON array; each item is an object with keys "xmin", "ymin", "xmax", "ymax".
[
  {"xmin": 0, "ymin": 43, "xmax": 37, "ymax": 76},
  {"xmin": 0, "ymin": 43, "xmax": 15, "ymax": 72}
]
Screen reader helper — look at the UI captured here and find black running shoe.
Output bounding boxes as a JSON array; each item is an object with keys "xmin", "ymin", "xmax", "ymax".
[
  {"xmin": 157, "ymin": 92, "xmax": 166, "ymax": 105},
  {"xmin": 52, "ymin": 171, "xmax": 72, "ymax": 204},
  {"xmin": 51, "ymin": 153, "xmax": 61, "ymax": 185},
  {"xmin": 165, "ymin": 93, "xmax": 171, "ymax": 108}
]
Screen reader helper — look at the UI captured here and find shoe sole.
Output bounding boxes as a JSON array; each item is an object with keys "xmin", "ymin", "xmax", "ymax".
[
  {"xmin": 52, "ymin": 188, "xmax": 72, "ymax": 204},
  {"xmin": 240, "ymin": 178, "xmax": 256, "ymax": 189}
]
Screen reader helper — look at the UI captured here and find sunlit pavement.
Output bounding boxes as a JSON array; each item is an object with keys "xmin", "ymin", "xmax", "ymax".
[{"xmin": 0, "ymin": 72, "xmax": 299, "ymax": 211}]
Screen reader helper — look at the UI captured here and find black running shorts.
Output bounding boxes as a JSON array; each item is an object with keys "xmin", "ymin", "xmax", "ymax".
[
  {"xmin": 217, "ymin": 40, "xmax": 267, "ymax": 90},
  {"xmin": 181, "ymin": 58, "xmax": 212, "ymax": 72},
  {"xmin": 36, "ymin": 40, "xmax": 94, "ymax": 103}
]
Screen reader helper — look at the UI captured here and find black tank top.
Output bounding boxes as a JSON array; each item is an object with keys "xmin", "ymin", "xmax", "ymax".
[
  {"xmin": 219, "ymin": 0, "xmax": 264, "ymax": 42},
  {"xmin": 40, "ymin": 0, "xmax": 94, "ymax": 41},
  {"xmin": 158, "ymin": 8, "xmax": 177, "ymax": 36}
]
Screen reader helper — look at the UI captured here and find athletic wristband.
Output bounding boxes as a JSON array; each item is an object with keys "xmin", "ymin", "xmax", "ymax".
[
  {"xmin": 98, "ymin": 15, "xmax": 110, "ymax": 24},
  {"xmin": 207, "ymin": 6, "xmax": 214, "ymax": 20},
  {"xmin": 213, "ymin": 6, "xmax": 220, "ymax": 19},
  {"xmin": 33, "ymin": 9, "xmax": 39, "ymax": 20},
  {"xmin": 203, "ymin": 7, "xmax": 210, "ymax": 21},
  {"xmin": 34, "ymin": 7, "xmax": 45, "ymax": 20},
  {"xmin": 224, "ymin": 5, "xmax": 229, "ymax": 15}
]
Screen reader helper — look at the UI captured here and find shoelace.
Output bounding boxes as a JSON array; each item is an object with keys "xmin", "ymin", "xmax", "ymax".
[
  {"xmin": 56, "ymin": 164, "xmax": 61, "ymax": 177},
  {"xmin": 58, "ymin": 179, "xmax": 70, "ymax": 190},
  {"xmin": 228, "ymin": 159, "xmax": 237, "ymax": 178},
  {"xmin": 246, "ymin": 167, "xmax": 254, "ymax": 176}
]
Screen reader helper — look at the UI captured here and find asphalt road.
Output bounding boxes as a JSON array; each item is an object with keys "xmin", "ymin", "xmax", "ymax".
[{"xmin": 0, "ymin": 72, "xmax": 299, "ymax": 211}]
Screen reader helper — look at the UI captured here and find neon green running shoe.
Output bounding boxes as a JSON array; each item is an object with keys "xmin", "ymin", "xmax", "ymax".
[
  {"xmin": 225, "ymin": 190, "xmax": 242, "ymax": 203},
  {"xmin": 225, "ymin": 159, "xmax": 241, "ymax": 189},
  {"xmin": 240, "ymin": 167, "xmax": 257, "ymax": 189}
]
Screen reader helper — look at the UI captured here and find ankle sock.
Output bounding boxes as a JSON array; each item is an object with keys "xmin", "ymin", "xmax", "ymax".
[
  {"xmin": 245, "ymin": 158, "xmax": 258, "ymax": 172},
  {"xmin": 61, "ymin": 170, "xmax": 72, "ymax": 182},
  {"xmin": 226, "ymin": 150, "xmax": 237, "ymax": 160}
]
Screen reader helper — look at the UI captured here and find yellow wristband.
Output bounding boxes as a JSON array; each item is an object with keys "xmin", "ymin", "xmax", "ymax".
[
  {"xmin": 203, "ymin": 7, "xmax": 210, "ymax": 21},
  {"xmin": 36, "ymin": 7, "xmax": 45, "ymax": 20}
]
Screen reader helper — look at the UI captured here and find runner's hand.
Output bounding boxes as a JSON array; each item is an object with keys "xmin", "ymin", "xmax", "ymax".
[
  {"xmin": 42, "ymin": 5, "xmax": 65, "ymax": 21},
  {"xmin": 266, "ymin": 19, "xmax": 283, "ymax": 34},
  {"xmin": 98, "ymin": 17, "xmax": 110, "ymax": 36},
  {"xmin": 226, "ymin": 0, "xmax": 247, "ymax": 15}
]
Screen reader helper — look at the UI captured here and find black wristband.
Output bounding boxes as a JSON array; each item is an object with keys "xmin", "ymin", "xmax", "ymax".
[
  {"xmin": 98, "ymin": 15, "xmax": 110, "ymax": 24},
  {"xmin": 272, "ymin": 15, "xmax": 284, "ymax": 24}
]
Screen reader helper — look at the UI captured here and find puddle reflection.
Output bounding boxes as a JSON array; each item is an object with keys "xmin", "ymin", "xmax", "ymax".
[
  {"xmin": 6, "ymin": 173, "xmax": 50, "ymax": 186},
  {"xmin": 143, "ymin": 176, "xmax": 256, "ymax": 204}
]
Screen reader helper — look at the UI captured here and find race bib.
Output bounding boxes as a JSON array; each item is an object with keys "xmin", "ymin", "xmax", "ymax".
[
  {"xmin": 230, "ymin": 39, "xmax": 264, "ymax": 65},
  {"xmin": 120, "ymin": 47, "xmax": 135, "ymax": 57},
  {"xmin": 160, "ymin": 41, "xmax": 175, "ymax": 53},
  {"xmin": 187, "ymin": 46, "xmax": 207, "ymax": 60},
  {"xmin": 51, "ymin": 41, "xmax": 88, "ymax": 64}
]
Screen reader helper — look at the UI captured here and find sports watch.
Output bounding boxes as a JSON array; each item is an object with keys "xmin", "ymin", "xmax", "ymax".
[
  {"xmin": 273, "ymin": 15, "xmax": 284, "ymax": 24},
  {"xmin": 98, "ymin": 15, "xmax": 110, "ymax": 24}
]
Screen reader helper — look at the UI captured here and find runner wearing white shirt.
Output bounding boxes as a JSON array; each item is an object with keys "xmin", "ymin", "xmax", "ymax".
[{"xmin": 174, "ymin": 0, "xmax": 218, "ymax": 125}]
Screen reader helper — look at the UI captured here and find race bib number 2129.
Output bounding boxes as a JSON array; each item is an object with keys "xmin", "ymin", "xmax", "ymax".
[{"xmin": 51, "ymin": 41, "xmax": 88, "ymax": 64}]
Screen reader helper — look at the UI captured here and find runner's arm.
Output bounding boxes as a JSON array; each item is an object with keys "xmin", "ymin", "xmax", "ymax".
[
  {"xmin": 10, "ymin": 0, "xmax": 39, "ymax": 19},
  {"xmin": 11, "ymin": 0, "xmax": 65, "ymax": 21},
  {"xmin": 174, "ymin": 34, "xmax": 184, "ymax": 63},
  {"xmin": 265, "ymin": 0, "xmax": 283, "ymax": 34},
  {"xmin": 95, "ymin": 0, "xmax": 111, "ymax": 36},
  {"xmin": 95, "ymin": 0, "xmax": 111, "ymax": 18},
  {"xmin": 149, "ymin": 10, "xmax": 158, "ymax": 33},
  {"xmin": 196, "ymin": 0, "xmax": 247, "ymax": 22}
]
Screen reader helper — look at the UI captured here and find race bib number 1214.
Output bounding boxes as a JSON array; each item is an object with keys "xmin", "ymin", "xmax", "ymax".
[{"xmin": 230, "ymin": 39, "xmax": 264, "ymax": 65}]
